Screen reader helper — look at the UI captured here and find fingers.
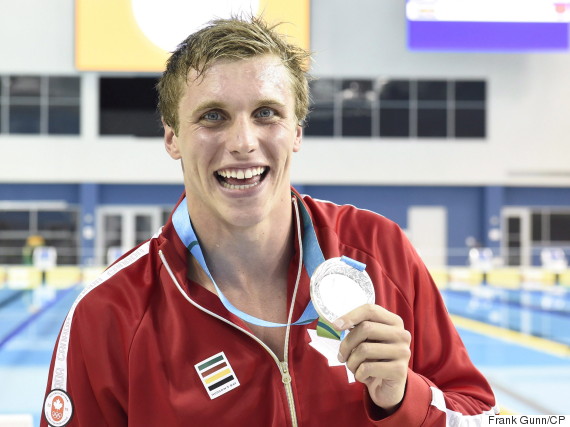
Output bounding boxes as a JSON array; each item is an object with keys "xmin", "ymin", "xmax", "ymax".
[
  {"xmin": 335, "ymin": 304, "xmax": 411, "ymax": 365},
  {"xmin": 332, "ymin": 303, "xmax": 411, "ymax": 411},
  {"xmin": 352, "ymin": 359, "xmax": 409, "ymax": 385},
  {"xmin": 341, "ymin": 320, "xmax": 408, "ymax": 351},
  {"xmin": 356, "ymin": 360, "xmax": 409, "ymax": 412},
  {"xmin": 333, "ymin": 304, "xmax": 404, "ymax": 331},
  {"xmin": 341, "ymin": 340, "xmax": 411, "ymax": 375}
]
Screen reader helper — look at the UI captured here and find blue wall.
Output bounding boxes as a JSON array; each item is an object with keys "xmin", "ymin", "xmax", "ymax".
[
  {"xmin": 298, "ymin": 185, "xmax": 485, "ymax": 266},
  {"xmin": 505, "ymin": 187, "xmax": 570, "ymax": 206},
  {"xmin": 98, "ymin": 184, "xmax": 184, "ymax": 205},
  {"xmin": 0, "ymin": 184, "xmax": 80, "ymax": 203},
  {"xmin": 1, "ymin": 183, "xmax": 569, "ymax": 266}
]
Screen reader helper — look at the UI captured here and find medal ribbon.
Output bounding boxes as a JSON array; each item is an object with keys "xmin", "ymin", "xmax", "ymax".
[{"xmin": 172, "ymin": 192, "xmax": 321, "ymax": 327}]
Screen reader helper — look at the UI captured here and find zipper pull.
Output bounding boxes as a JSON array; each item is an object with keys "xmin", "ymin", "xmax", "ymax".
[{"xmin": 280, "ymin": 361, "xmax": 292, "ymax": 384}]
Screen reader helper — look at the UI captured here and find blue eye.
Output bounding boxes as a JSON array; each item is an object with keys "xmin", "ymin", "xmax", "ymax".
[
  {"xmin": 256, "ymin": 108, "xmax": 275, "ymax": 118},
  {"xmin": 203, "ymin": 111, "xmax": 222, "ymax": 121}
]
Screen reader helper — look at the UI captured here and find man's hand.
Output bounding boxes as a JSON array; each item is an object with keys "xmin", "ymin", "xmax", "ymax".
[{"xmin": 334, "ymin": 304, "xmax": 411, "ymax": 415}]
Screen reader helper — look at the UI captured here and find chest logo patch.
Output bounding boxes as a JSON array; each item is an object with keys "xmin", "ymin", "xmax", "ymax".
[{"xmin": 195, "ymin": 351, "xmax": 240, "ymax": 399}]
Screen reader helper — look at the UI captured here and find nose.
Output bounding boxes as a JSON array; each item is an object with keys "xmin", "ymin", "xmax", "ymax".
[{"xmin": 226, "ymin": 116, "xmax": 257, "ymax": 155}]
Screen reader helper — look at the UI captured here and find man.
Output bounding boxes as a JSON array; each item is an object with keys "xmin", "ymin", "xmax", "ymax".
[{"xmin": 42, "ymin": 16, "xmax": 498, "ymax": 426}]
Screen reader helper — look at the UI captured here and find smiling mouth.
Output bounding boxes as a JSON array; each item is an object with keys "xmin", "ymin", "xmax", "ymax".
[{"xmin": 216, "ymin": 166, "xmax": 268, "ymax": 190}]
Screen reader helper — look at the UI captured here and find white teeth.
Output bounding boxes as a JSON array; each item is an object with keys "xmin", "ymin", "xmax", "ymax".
[
  {"xmin": 221, "ymin": 181, "xmax": 260, "ymax": 190},
  {"xmin": 217, "ymin": 167, "xmax": 266, "ymax": 180}
]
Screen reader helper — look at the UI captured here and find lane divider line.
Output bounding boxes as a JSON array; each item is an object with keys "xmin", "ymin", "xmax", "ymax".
[
  {"xmin": 0, "ymin": 285, "xmax": 80, "ymax": 350},
  {"xmin": 450, "ymin": 314, "xmax": 570, "ymax": 358}
]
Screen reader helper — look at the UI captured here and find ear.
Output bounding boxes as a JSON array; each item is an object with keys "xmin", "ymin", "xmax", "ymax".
[
  {"xmin": 163, "ymin": 119, "xmax": 181, "ymax": 160},
  {"xmin": 293, "ymin": 124, "xmax": 303, "ymax": 153}
]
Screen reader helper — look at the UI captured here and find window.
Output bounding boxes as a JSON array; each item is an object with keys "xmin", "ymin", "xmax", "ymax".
[
  {"xmin": 38, "ymin": 210, "xmax": 78, "ymax": 232},
  {"xmin": 99, "ymin": 77, "xmax": 162, "ymax": 137},
  {"xmin": 9, "ymin": 76, "xmax": 41, "ymax": 134},
  {"xmin": 305, "ymin": 79, "xmax": 337, "ymax": 137},
  {"xmin": 532, "ymin": 212, "xmax": 543, "ymax": 242},
  {"xmin": 0, "ymin": 75, "xmax": 80, "ymax": 135},
  {"xmin": 453, "ymin": 81, "xmax": 486, "ymax": 138},
  {"xmin": 550, "ymin": 213, "xmax": 570, "ymax": 242},
  {"xmin": 0, "ymin": 205, "xmax": 79, "ymax": 265},
  {"xmin": 305, "ymin": 77, "xmax": 486, "ymax": 140},
  {"xmin": 417, "ymin": 80, "xmax": 448, "ymax": 137},
  {"xmin": 341, "ymin": 79, "xmax": 373, "ymax": 137},
  {"xmin": 48, "ymin": 77, "xmax": 81, "ymax": 134},
  {"xmin": 531, "ymin": 209, "xmax": 570, "ymax": 245},
  {"xmin": 506, "ymin": 216, "xmax": 522, "ymax": 266},
  {"xmin": 0, "ymin": 211, "xmax": 31, "ymax": 231},
  {"xmin": 378, "ymin": 80, "xmax": 410, "ymax": 137}
]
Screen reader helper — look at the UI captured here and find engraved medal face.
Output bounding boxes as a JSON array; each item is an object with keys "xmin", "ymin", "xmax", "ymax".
[{"xmin": 310, "ymin": 257, "xmax": 375, "ymax": 323}]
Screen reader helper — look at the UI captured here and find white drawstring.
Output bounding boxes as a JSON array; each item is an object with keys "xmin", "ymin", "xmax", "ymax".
[{"xmin": 282, "ymin": 196, "xmax": 304, "ymax": 362}]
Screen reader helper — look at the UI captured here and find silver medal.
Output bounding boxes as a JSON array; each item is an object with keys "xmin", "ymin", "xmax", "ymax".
[{"xmin": 310, "ymin": 257, "xmax": 375, "ymax": 324}]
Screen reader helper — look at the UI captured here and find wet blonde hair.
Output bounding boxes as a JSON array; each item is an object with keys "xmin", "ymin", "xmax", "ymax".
[{"xmin": 157, "ymin": 15, "xmax": 311, "ymax": 135}]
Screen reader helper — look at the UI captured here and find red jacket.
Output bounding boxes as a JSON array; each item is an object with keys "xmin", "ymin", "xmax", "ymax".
[{"xmin": 42, "ymin": 190, "xmax": 497, "ymax": 426}]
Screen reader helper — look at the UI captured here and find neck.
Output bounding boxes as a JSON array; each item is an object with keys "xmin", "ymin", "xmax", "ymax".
[{"xmin": 188, "ymin": 197, "xmax": 296, "ymax": 293}]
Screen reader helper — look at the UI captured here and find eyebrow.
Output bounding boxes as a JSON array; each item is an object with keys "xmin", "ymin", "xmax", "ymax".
[{"xmin": 255, "ymin": 98, "xmax": 287, "ymax": 109}]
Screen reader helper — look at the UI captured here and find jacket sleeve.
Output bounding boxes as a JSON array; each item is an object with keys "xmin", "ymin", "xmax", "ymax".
[
  {"xmin": 40, "ymin": 287, "xmax": 129, "ymax": 426},
  {"xmin": 365, "ymin": 224, "xmax": 499, "ymax": 426},
  {"xmin": 41, "ymin": 240, "xmax": 157, "ymax": 426}
]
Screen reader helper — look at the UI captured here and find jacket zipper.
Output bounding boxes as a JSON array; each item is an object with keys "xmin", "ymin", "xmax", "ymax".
[
  {"xmin": 279, "ymin": 361, "xmax": 297, "ymax": 427},
  {"xmin": 159, "ymin": 250, "xmax": 299, "ymax": 427}
]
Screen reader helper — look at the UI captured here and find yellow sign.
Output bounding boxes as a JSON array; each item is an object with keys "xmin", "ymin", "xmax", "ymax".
[{"xmin": 75, "ymin": 0, "xmax": 310, "ymax": 72}]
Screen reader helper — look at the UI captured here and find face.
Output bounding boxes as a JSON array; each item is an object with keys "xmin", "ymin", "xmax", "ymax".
[{"xmin": 164, "ymin": 55, "xmax": 302, "ymax": 230}]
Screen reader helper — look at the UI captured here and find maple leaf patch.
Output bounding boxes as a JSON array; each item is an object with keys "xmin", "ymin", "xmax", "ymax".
[
  {"xmin": 44, "ymin": 390, "xmax": 73, "ymax": 426},
  {"xmin": 53, "ymin": 398, "xmax": 63, "ymax": 410}
]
